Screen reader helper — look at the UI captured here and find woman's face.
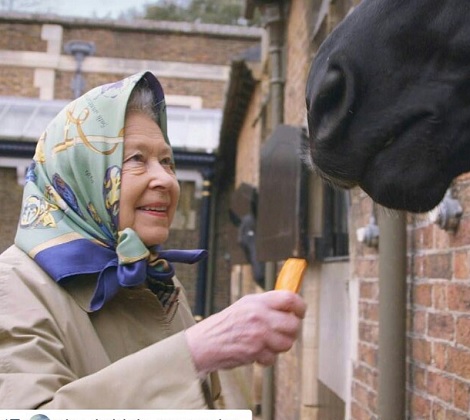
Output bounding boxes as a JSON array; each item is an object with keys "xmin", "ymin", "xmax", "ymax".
[{"xmin": 119, "ymin": 112, "xmax": 180, "ymax": 246}]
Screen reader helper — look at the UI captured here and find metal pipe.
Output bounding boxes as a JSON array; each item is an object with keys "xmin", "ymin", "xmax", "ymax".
[
  {"xmin": 261, "ymin": 3, "xmax": 284, "ymax": 419},
  {"xmin": 378, "ymin": 209, "xmax": 407, "ymax": 419},
  {"xmin": 262, "ymin": 261, "xmax": 276, "ymax": 420},
  {"xmin": 204, "ymin": 179, "xmax": 218, "ymax": 317},
  {"xmin": 194, "ymin": 174, "xmax": 212, "ymax": 318}
]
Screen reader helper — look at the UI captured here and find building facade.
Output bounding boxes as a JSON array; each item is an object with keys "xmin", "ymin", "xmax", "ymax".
[{"xmin": 218, "ymin": 0, "xmax": 470, "ymax": 419}]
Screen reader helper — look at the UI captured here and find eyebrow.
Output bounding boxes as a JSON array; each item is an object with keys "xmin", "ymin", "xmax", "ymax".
[{"xmin": 124, "ymin": 137, "xmax": 173, "ymax": 155}]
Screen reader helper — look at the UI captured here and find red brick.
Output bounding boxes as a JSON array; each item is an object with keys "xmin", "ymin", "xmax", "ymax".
[
  {"xmin": 434, "ymin": 225, "xmax": 451, "ymax": 250},
  {"xmin": 433, "ymin": 283, "xmax": 448, "ymax": 310},
  {"xmin": 423, "ymin": 253, "xmax": 452, "ymax": 279},
  {"xmin": 359, "ymin": 322, "xmax": 379, "ymax": 345},
  {"xmin": 411, "ymin": 364, "xmax": 426, "ymax": 391},
  {"xmin": 447, "ymin": 347, "xmax": 470, "ymax": 378},
  {"xmin": 427, "ymin": 371, "xmax": 453, "ymax": 403},
  {"xmin": 353, "ymin": 364, "xmax": 378, "ymax": 390},
  {"xmin": 413, "ymin": 225, "xmax": 433, "ymax": 250},
  {"xmin": 358, "ymin": 343, "xmax": 378, "ymax": 368},
  {"xmin": 453, "ymin": 379, "xmax": 470, "ymax": 412},
  {"xmin": 448, "ymin": 284, "xmax": 470, "ymax": 312},
  {"xmin": 410, "ymin": 394, "xmax": 431, "ymax": 419},
  {"xmin": 456, "ymin": 316, "xmax": 470, "ymax": 349},
  {"xmin": 414, "ymin": 283, "xmax": 432, "ymax": 307},
  {"xmin": 359, "ymin": 301, "xmax": 379, "ymax": 323},
  {"xmin": 450, "ymin": 216, "xmax": 470, "ymax": 248},
  {"xmin": 412, "ymin": 310, "xmax": 426, "ymax": 335},
  {"xmin": 432, "ymin": 343, "xmax": 448, "ymax": 370},
  {"xmin": 360, "ymin": 281, "xmax": 379, "ymax": 300},
  {"xmin": 428, "ymin": 312, "xmax": 454, "ymax": 340},
  {"xmin": 454, "ymin": 251, "xmax": 470, "ymax": 280},
  {"xmin": 431, "ymin": 403, "xmax": 446, "ymax": 420},
  {"xmin": 355, "ymin": 258, "xmax": 379, "ymax": 278},
  {"xmin": 411, "ymin": 338, "xmax": 432, "ymax": 365}
]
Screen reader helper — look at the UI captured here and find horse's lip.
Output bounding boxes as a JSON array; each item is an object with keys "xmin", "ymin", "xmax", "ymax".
[
  {"xmin": 360, "ymin": 111, "xmax": 439, "ymax": 184},
  {"xmin": 378, "ymin": 110, "xmax": 438, "ymax": 152},
  {"xmin": 359, "ymin": 115, "xmax": 447, "ymax": 212},
  {"xmin": 313, "ymin": 165, "xmax": 358, "ymax": 189}
]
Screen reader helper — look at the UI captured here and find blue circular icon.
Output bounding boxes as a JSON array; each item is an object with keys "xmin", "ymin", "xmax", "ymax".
[{"xmin": 30, "ymin": 415, "xmax": 50, "ymax": 420}]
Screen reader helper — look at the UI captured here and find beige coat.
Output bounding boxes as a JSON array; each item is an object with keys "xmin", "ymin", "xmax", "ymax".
[{"xmin": 0, "ymin": 245, "xmax": 220, "ymax": 408}]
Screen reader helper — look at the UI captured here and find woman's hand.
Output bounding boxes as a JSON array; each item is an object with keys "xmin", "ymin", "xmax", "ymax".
[{"xmin": 185, "ymin": 290, "xmax": 307, "ymax": 377}]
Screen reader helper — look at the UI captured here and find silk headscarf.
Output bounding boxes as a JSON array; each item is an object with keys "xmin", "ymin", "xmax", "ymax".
[{"xmin": 15, "ymin": 71, "xmax": 206, "ymax": 311}]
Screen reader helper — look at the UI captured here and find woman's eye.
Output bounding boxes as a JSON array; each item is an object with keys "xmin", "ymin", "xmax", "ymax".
[
  {"xmin": 161, "ymin": 157, "xmax": 176, "ymax": 172},
  {"xmin": 125, "ymin": 153, "xmax": 145, "ymax": 163}
]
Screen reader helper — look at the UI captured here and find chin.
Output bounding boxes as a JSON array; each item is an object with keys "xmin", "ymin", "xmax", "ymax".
[{"xmin": 142, "ymin": 234, "xmax": 169, "ymax": 247}]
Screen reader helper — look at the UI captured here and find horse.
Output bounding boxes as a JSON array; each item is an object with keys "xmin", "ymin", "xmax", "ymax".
[{"xmin": 305, "ymin": 0, "xmax": 470, "ymax": 212}]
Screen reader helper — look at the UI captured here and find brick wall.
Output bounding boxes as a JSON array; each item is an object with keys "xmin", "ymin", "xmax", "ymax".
[
  {"xmin": 0, "ymin": 15, "xmax": 260, "ymax": 107},
  {"xmin": 0, "ymin": 23, "xmax": 46, "ymax": 51},
  {"xmin": 349, "ymin": 189, "xmax": 380, "ymax": 419},
  {"xmin": 63, "ymin": 27, "xmax": 256, "ymax": 65},
  {"xmin": 406, "ymin": 173, "xmax": 470, "ymax": 419},
  {"xmin": 0, "ymin": 67, "xmax": 38, "ymax": 96},
  {"xmin": 284, "ymin": 0, "xmax": 312, "ymax": 127}
]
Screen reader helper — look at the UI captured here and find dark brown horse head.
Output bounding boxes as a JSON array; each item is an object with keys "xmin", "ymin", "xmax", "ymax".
[{"xmin": 306, "ymin": 0, "xmax": 470, "ymax": 212}]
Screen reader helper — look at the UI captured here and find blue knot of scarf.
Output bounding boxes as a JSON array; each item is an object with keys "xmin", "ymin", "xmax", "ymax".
[
  {"xmin": 89, "ymin": 228, "xmax": 207, "ymax": 311},
  {"xmin": 33, "ymin": 228, "xmax": 207, "ymax": 312}
]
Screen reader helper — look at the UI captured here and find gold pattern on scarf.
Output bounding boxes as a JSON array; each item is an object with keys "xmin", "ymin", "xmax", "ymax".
[
  {"xmin": 104, "ymin": 166, "xmax": 120, "ymax": 215},
  {"xmin": 45, "ymin": 185, "xmax": 68, "ymax": 211},
  {"xmin": 20, "ymin": 195, "xmax": 59, "ymax": 229},
  {"xmin": 54, "ymin": 106, "xmax": 118, "ymax": 155},
  {"xmin": 148, "ymin": 251, "xmax": 171, "ymax": 271}
]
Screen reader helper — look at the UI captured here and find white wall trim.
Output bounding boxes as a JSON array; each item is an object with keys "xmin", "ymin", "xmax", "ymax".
[
  {"xmin": 0, "ymin": 50, "xmax": 230, "ymax": 81},
  {"xmin": 166, "ymin": 95, "xmax": 203, "ymax": 109}
]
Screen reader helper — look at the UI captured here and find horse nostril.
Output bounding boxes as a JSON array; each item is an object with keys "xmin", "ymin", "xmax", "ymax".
[
  {"xmin": 316, "ymin": 67, "xmax": 346, "ymax": 112},
  {"xmin": 307, "ymin": 62, "xmax": 356, "ymax": 147}
]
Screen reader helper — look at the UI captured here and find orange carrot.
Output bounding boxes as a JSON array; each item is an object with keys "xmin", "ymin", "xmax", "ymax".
[{"xmin": 274, "ymin": 258, "xmax": 308, "ymax": 293}]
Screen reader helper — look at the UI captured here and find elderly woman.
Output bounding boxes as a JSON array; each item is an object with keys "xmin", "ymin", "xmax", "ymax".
[{"xmin": 0, "ymin": 71, "xmax": 306, "ymax": 409}]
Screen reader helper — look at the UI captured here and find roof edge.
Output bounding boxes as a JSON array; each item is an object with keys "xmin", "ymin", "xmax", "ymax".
[{"xmin": 0, "ymin": 11, "xmax": 265, "ymax": 39}]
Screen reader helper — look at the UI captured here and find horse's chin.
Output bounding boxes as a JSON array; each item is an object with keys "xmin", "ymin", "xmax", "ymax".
[{"xmin": 360, "ymin": 173, "xmax": 449, "ymax": 213}]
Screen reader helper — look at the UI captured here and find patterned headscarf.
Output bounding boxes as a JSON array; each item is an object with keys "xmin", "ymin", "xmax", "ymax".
[{"xmin": 15, "ymin": 71, "xmax": 206, "ymax": 312}]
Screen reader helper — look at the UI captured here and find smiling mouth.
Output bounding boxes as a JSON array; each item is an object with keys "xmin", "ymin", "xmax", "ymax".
[{"xmin": 137, "ymin": 205, "xmax": 168, "ymax": 216}]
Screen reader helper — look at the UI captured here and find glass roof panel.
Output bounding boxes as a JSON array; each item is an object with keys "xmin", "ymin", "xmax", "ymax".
[{"xmin": 0, "ymin": 96, "xmax": 221, "ymax": 152}]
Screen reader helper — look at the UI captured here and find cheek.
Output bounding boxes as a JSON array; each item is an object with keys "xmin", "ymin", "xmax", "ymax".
[
  {"xmin": 118, "ymin": 200, "xmax": 132, "ymax": 230},
  {"xmin": 118, "ymin": 178, "xmax": 137, "ymax": 229}
]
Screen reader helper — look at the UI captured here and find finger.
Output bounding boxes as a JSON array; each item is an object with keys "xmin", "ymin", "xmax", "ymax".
[
  {"xmin": 265, "ymin": 330, "xmax": 298, "ymax": 353},
  {"xmin": 263, "ymin": 290, "xmax": 307, "ymax": 318},
  {"xmin": 268, "ymin": 311, "xmax": 303, "ymax": 337},
  {"xmin": 255, "ymin": 350, "xmax": 277, "ymax": 366}
]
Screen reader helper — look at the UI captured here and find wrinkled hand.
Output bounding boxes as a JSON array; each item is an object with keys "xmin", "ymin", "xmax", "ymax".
[{"xmin": 185, "ymin": 290, "xmax": 307, "ymax": 377}]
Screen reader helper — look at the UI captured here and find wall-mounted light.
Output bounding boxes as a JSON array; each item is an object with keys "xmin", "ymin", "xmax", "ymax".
[
  {"xmin": 64, "ymin": 40, "xmax": 95, "ymax": 98},
  {"xmin": 356, "ymin": 214, "xmax": 379, "ymax": 248},
  {"xmin": 429, "ymin": 188, "xmax": 463, "ymax": 232}
]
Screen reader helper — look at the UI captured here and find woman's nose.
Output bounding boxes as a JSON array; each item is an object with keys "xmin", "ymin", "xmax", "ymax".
[{"xmin": 147, "ymin": 161, "xmax": 175, "ymax": 189}]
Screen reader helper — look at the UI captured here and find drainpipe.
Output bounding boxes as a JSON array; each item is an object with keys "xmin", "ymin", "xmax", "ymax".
[
  {"xmin": 194, "ymin": 169, "xmax": 213, "ymax": 319},
  {"xmin": 204, "ymin": 179, "xmax": 218, "ymax": 316},
  {"xmin": 378, "ymin": 209, "xmax": 407, "ymax": 419},
  {"xmin": 261, "ymin": 3, "xmax": 284, "ymax": 420},
  {"xmin": 262, "ymin": 262, "xmax": 276, "ymax": 419}
]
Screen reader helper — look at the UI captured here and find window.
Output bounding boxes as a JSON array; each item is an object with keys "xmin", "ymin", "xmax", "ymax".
[{"xmin": 315, "ymin": 184, "xmax": 349, "ymax": 260}]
